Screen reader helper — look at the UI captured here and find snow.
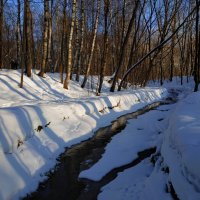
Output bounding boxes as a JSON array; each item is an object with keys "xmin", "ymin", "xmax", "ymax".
[
  {"xmin": 79, "ymin": 104, "xmax": 174, "ymax": 181},
  {"xmin": 1, "ymin": 70, "xmax": 200, "ymax": 200},
  {"xmin": 79, "ymin": 77, "xmax": 200, "ymax": 200},
  {"xmin": 161, "ymin": 91, "xmax": 200, "ymax": 200},
  {"xmin": 80, "ymin": 102, "xmax": 175, "ymax": 199},
  {"xmin": 0, "ymin": 70, "xmax": 168, "ymax": 200},
  {"xmin": 98, "ymin": 159, "xmax": 172, "ymax": 200}
]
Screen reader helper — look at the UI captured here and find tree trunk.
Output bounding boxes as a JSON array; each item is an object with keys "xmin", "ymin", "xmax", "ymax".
[
  {"xmin": 17, "ymin": 0, "xmax": 21, "ymax": 68},
  {"xmin": 17, "ymin": 0, "xmax": 23, "ymax": 88},
  {"xmin": 97, "ymin": 0, "xmax": 110, "ymax": 93},
  {"xmin": 60, "ymin": 0, "xmax": 67, "ymax": 83},
  {"xmin": 23, "ymin": 0, "xmax": 32, "ymax": 77},
  {"xmin": 194, "ymin": 0, "xmax": 199, "ymax": 92},
  {"xmin": 118, "ymin": 5, "xmax": 197, "ymax": 91},
  {"xmin": 81, "ymin": 0, "xmax": 100, "ymax": 88},
  {"xmin": 0, "ymin": 0, "xmax": 3, "ymax": 70},
  {"xmin": 73, "ymin": 1, "xmax": 79, "ymax": 80},
  {"xmin": 38, "ymin": 0, "xmax": 49, "ymax": 77},
  {"xmin": 170, "ymin": 17, "xmax": 176, "ymax": 82},
  {"xmin": 47, "ymin": 0, "xmax": 53, "ymax": 72},
  {"xmin": 110, "ymin": 0, "xmax": 140, "ymax": 92},
  {"xmin": 76, "ymin": 0, "xmax": 85, "ymax": 82},
  {"xmin": 63, "ymin": 0, "xmax": 77, "ymax": 89}
]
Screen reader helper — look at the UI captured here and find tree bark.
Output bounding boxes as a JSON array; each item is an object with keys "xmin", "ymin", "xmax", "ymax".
[
  {"xmin": 170, "ymin": 17, "xmax": 176, "ymax": 82},
  {"xmin": 47, "ymin": 0, "xmax": 53, "ymax": 72},
  {"xmin": 23, "ymin": 0, "xmax": 32, "ymax": 78},
  {"xmin": 38, "ymin": 0, "xmax": 49, "ymax": 77},
  {"xmin": 77, "ymin": 0, "xmax": 85, "ymax": 82},
  {"xmin": 63, "ymin": 0, "xmax": 77, "ymax": 89},
  {"xmin": 0, "ymin": 0, "xmax": 3, "ymax": 70},
  {"xmin": 73, "ymin": 1, "xmax": 79, "ymax": 80},
  {"xmin": 60, "ymin": 0, "xmax": 67, "ymax": 83},
  {"xmin": 17, "ymin": 0, "xmax": 23, "ymax": 87},
  {"xmin": 97, "ymin": 0, "xmax": 110, "ymax": 93},
  {"xmin": 75, "ymin": 0, "xmax": 85, "ymax": 82},
  {"xmin": 17, "ymin": 0, "xmax": 21, "ymax": 68},
  {"xmin": 110, "ymin": 0, "xmax": 140, "ymax": 92},
  {"xmin": 81, "ymin": 0, "xmax": 101, "ymax": 88},
  {"xmin": 194, "ymin": 0, "xmax": 199, "ymax": 92}
]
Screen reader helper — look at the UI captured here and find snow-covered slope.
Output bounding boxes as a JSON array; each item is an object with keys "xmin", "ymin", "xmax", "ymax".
[
  {"xmin": 0, "ymin": 70, "xmax": 94, "ymax": 108},
  {"xmin": 0, "ymin": 70, "xmax": 168, "ymax": 200},
  {"xmin": 1, "ymin": 70, "xmax": 199, "ymax": 200},
  {"xmin": 78, "ymin": 79, "xmax": 200, "ymax": 200},
  {"xmin": 162, "ymin": 91, "xmax": 200, "ymax": 200}
]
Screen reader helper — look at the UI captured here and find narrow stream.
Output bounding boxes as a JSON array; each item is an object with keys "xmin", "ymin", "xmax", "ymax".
[{"xmin": 24, "ymin": 95, "xmax": 177, "ymax": 200}]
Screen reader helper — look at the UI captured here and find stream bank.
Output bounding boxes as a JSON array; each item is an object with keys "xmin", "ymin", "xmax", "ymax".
[{"xmin": 25, "ymin": 94, "xmax": 177, "ymax": 200}]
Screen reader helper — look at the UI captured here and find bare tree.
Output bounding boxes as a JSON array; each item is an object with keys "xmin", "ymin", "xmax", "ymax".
[
  {"xmin": 16, "ymin": 0, "xmax": 21, "ymax": 68},
  {"xmin": 110, "ymin": 0, "xmax": 140, "ymax": 92},
  {"xmin": 47, "ymin": 0, "xmax": 53, "ymax": 72},
  {"xmin": 81, "ymin": 0, "xmax": 101, "ymax": 88},
  {"xmin": 169, "ymin": 16, "xmax": 176, "ymax": 82},
  {"xmin": 194, "ymin": 0, "xmax": 199, "ymax": 92},
  {"xmin": 118, "ymin": 4, "xmax": 197, "ymax": 91},
  {"xmin": 0, "ymin": 0, "xmax": 4, "ymax": 70},
  {"xmin": 23, "ymin": 0, "xmax": 32, "ymax": 78},
  {"xmin": 38, "ymin": 0, "xmax": 49, "ymax": 77},
  {"xmin": 60, "ymin": 0, "xmax": 67, "ymax": 83},
  {"xmin": 63, "ymin": 0, "xmax": 77, "ymax": 89},
  {"xmin": 97, "ymin": 0, "xmax": 110, "ymax": 94},
  {"xmin": 75, "ymin": 0, "xmax": 85, "ymax": 82}
]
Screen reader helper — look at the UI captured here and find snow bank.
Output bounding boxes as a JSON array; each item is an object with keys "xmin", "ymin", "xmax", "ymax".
[
  {"xmin": 161, "ymin": 91, "xmax": 200, "ymax": 200},
  {"xmin": 79, "ymin": 104, "xmax": 172, "ymax": 181},
  {"xmin": 98, "ymin": 159, "xmax": 171, "ymax": 200},
  {"xmin": 0, "ymin": 70, "xmax": 92, "ymax": 108},
  {"xmin": 0, "ymin": 78, "xmax": 167, "ymax": 199}
]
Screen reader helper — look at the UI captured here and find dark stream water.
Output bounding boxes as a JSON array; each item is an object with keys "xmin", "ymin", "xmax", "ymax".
[{"xmin": 24, "ymin": 96, "xmax": 176, "ymax": 200}]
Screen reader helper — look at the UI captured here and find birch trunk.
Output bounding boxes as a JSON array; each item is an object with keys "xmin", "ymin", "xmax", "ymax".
[
  {"xmin": 76, "ymin": 0, "xmax": 85, "ymax": 82},
  {"xmin": 63, "ymin": 0, "xmax": 77, "ymax": 89}
]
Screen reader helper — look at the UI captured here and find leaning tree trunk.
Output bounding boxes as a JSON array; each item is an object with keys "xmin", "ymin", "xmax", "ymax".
[
  {"xmin": 38, "ymin": 0, "xmax": 49, "ymax": 77},
  {"xmin": 81, "ymin": 0, "xmax": 100, "ymax": 88},
  {"xmin": 63, "ymin": 0, "xmax": 77, "ymax": 89},
  {"xmin": 118, "ymin": 5, "xmax": 197, "ymax": 91},
  {"xmin": 110, "ymin": 0, "xmax": 140, "ymax": 92}
]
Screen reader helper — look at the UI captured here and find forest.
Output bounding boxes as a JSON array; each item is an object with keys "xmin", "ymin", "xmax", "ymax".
[
  {"xmin": 1, "ymin": 1, "xmax": 200, "ymax": 200},
  {"xmin": 0, "ymin": 0, "xmax": 199, "ymax": 93}
]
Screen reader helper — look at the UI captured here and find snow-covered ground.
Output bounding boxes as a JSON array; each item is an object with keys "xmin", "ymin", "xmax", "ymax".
[
  {"xmin": 0, "ymin": 70, "xmax": 199, "ymax": 200},
  {"xmin": 0, "ymin": 70, "xmax": 168, "ymax": 200},
  {"xmin": 161, "ymin": 91, "xmax": 200, "ymax": 200},
  {"xmin": 80, "ymin": 78, "xmax": 200, "ymax": 200}
]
